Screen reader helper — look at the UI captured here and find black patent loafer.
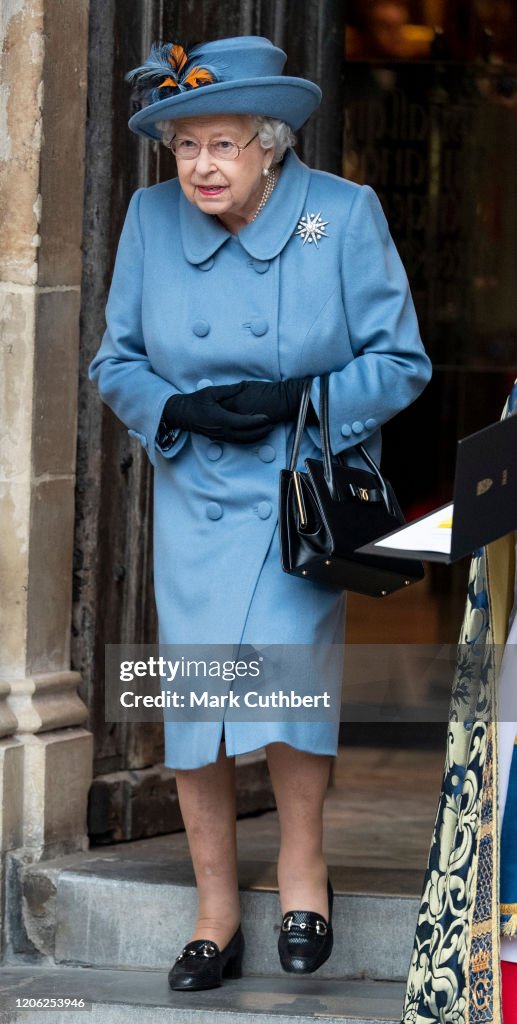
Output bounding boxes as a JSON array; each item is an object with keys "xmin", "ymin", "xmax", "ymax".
[
  {"xmin": 168, "ymin": 926, "xmax": 245, "ymax": 991},
  {"xmin": 278, "ymin": 878, "xmax": 333, "ymax": 974}
]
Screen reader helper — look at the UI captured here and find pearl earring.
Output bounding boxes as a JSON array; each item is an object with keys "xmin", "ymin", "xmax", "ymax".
[{"xmin": 262, "ymin": 167, "xmax": 269, "ymax": 177}]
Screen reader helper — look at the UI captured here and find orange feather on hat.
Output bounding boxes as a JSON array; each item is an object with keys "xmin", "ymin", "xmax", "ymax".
[
  {"xmin": 168, "ymin": 44, "xmax": 188, "ymax": 74},
  {"xmin": 181, "ymin": 66, "xmax": 216, "ymax": 89}
]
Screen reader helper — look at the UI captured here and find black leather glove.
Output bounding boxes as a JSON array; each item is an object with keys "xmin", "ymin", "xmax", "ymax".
[
  {"xmin": 218, "ymin": 377, "xmax": 318, "ymax": 424},
  {"xmin": 163, "ymin": 384, "xmax": 273, "ymax": 443}
]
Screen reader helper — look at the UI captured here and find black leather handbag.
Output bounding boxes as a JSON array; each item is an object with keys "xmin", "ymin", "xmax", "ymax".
[{"xmin": 279, "ymin": 375, "xmax": 425, "ymax": 597}]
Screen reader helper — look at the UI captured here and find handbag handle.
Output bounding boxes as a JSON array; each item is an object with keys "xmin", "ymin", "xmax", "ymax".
[
  {"xmin": 289, "ymin": 375, "xmax": 395, "ymax": 517},
  {"xmin": 288, "ymin": 377, "xmax": 313, "ymax": 472}
]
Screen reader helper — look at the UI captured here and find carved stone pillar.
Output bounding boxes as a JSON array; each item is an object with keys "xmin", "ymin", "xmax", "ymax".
[{"xmin": 0, "ymin": 0, "xmax": 92, "ymax": 955}]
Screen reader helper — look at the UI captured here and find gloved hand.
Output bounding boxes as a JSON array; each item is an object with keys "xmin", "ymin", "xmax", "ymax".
[
  {"xmin": 217, "ymin": 377, "xmax": 314, "ymax": 423},
  {"xmin": 163, "ymin": 384, "xmax": 273, "ymax": 443}
]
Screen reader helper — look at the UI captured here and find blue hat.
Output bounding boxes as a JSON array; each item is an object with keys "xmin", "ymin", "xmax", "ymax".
[{"xmin": 127, "ymin": 36, "xmax": 322, "ymax": 140}]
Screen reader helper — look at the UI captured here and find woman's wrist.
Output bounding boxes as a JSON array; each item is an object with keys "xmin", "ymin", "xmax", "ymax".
[
  {"xmin": 156, "ymin": 395, "xmax": 182, "ymax": 449},
  {"xmin": 156, "ymin": 417, "xmax": 180, "ymax": 450}
]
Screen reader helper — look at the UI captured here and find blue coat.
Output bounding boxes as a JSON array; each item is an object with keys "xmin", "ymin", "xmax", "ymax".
[{"xmin": 88, "ymin": 148, "xmax": 432, "ymax": 769}]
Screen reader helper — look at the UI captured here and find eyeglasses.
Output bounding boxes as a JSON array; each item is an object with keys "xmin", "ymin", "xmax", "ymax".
[{"xmin": 169, "ymin": 132, "xmax": 259, "ymax": 161}]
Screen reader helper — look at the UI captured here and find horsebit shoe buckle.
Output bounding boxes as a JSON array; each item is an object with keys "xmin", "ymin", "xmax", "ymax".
[
  {"xmin": 281, "ymin": 915, "xmax": 327, "ymax": 935},
  {"xmin": 176, "ymin": 941, "xmax": 217, "ymax": 961}
]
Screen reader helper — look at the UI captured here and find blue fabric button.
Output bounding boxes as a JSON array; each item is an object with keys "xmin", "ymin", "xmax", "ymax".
[
  {"xmin": 258, "ymin": 444, "xmax": 276, "ymax": 462},
  {"xmin": 250, "ymin": 318, "xmax": 269, "ymax": 337},
  {"xmin": 197, "ymin": 258, "xmax": 214, "ymax": 271},
  {"xmin": 257, "ymin": 500, "xmax": 272, "ymax": 520},
  {"xmin": 206, "ymin": 502, "xmax": 223, "ymax": 520},
  {"xmin": 193, "ymin": 319, "xmax": 210, "ymax": 337},
  {"xmin": 365, "ymin": 417, "xmax": 377, "ymax": 430},
  {"xmin": 352, "ymin": 420, "xmax": 364, "ymax": 435},
  {"xmin": 207, "ymin": 443, "xmax": 223, "ymax": 461},
  {"xmin": 341, "ymin": 423, "xmax": 352, "ymax": 438},
  {"xmin": 196, "ymin": 378, "xmax": 213, "ymax": 389},
  {"xmin": 252, "ymin": 259, "xmax": 270, "ymax": 274}
]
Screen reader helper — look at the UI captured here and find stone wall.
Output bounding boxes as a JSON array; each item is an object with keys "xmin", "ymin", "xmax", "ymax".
[{"xmin": 0, "ymin": 0, "xmax": 92, "ymax": 958}]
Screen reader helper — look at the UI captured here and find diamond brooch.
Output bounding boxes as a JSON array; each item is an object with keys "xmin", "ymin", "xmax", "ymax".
[{"xmin": 295, "ymin": 211, "xmax": 329, "ymax": 247}]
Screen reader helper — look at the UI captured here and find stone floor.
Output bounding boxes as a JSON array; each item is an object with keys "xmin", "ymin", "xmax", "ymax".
[{"xmin": 0, "ymin": 967, "xmax": 406, "ymax": 1024}]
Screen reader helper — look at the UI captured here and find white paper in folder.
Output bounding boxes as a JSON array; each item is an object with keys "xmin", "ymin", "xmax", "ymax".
[{"xmin": 374, "ymin": 503, "xmax": 454, "ymax": 555}]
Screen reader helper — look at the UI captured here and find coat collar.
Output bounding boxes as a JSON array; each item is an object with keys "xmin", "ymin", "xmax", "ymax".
[{"xmin": 179, "ymin": 148, "xmax": 312, "ymax": 264}]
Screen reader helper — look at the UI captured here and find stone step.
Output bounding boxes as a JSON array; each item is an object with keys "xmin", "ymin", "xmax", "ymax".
[
  {"xmin": 0, "ymin": 964, "xmax": 406, "ymax": 1024},
  {"xmin": 20, "ymin": 847, "xmax": 421, "ymax": 981}
]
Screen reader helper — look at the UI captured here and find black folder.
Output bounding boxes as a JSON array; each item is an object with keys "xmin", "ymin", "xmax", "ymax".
[{"xmin": 356, "ymin": 413, "xmax": 517, "ymax": 564}]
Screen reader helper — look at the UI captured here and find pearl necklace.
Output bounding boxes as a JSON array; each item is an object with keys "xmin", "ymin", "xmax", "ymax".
[{"xmin": 251, "ymin": 167, "xmax": 279, "ymax": 222}]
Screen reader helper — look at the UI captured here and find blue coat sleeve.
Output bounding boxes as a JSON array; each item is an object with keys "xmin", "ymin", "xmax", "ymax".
[
  {"xmin": 309, "ymin": 184, "xmax": 432, "ymax": 456},
  {"xmin": 88, "ymin": 188, "xmax": 188, "ymax": 467}
]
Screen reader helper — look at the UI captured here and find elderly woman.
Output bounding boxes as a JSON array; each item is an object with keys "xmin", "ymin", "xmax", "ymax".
[{"xmin": 89, "ymin": 35, "xmax": 432, "ymax": 991}]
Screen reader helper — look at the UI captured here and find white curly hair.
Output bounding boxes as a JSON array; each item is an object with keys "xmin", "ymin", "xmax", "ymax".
[{"xmin": 156, "ymin": 114, "xmax": 296, "ymax": 165}]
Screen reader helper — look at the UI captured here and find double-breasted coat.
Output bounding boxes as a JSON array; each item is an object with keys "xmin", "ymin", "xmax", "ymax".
[{"xmin": 89, "ymin": 148, "xmax": 432, "ymax": 769}]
